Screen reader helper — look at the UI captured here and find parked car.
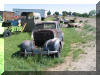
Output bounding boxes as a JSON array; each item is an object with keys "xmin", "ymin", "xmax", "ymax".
[
  {"xmin": 19, "ymin": 21, "xmax": 64, "ymax": 57},
  {"xmin": 68, "ymin": 19, "xmax": 83, "ymax": 27}
]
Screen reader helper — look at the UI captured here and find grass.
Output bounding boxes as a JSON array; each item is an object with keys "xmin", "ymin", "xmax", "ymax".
[
  {"xmin": 44, "ymin": 17, "xmax": 56, "ymax": 21},
  {"xmin": 0, "ymin": 38, "xmax": 4, "ymax": 75},
  {"xmin": 83, "ymin": 24, "xmax": 96, "ymax": 33},
  {"xmin": 73, "ymin": 49, "xmax": 85, "ymax": 60},
  {"xmin": 61, "ymin": 28, "xmax": 85, "ymax": 57},
  {"xmin": 79, "ymin": 24, "xmax": 96, "ymax": 42},
  {"xmin": 72, "ymin": 24, "xmax": 96, "ymax": 61},
  {"xmin": 4, "ymin": 27, "xmax": 86, "ymax": 71},
  {"xmin": 4, "ymin": 32, "xmax": 64, "ymax": 71}
]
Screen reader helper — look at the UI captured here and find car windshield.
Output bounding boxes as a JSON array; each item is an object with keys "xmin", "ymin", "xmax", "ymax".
[{"xmin": 35, "ymin": 23, "xmax": 56, "ymax": 29}]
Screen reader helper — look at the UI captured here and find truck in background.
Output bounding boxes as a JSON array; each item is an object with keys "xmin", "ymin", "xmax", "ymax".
[{"xmin": 0, "ymin": 12, "xmax": 41, "ymax": 37}]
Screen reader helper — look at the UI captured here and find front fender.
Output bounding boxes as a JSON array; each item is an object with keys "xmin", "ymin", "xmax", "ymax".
[
  {"xmin": 18, "ymin": 40, "xmax": 35, "ymax": 52},
  {"xmin": 43, "ymin": 38, "xmax": 61, "ymax": 51}
]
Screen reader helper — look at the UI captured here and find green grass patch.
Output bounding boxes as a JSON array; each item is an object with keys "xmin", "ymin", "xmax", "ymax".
[
  {"xmin": 79, "ymin": 24, "xmax": 96, "ymax": 42},
  {"xmin": 44, "ymin": 17, "xmax": 56, "ymax": 21},
  {"xmin": 84, "ymin": 35, "xmax": 96, "ymax": 41},
  {"xmin": 61, "ymin": 28, "xmax": 85, "ymax": 57},
  {"xmin": 83, "ymin": 24, "xmax": 96, "ymax": 33},
  {"xmin": 4, "ymin": 32, "xmax": 64, "ymax": 71},
  {"xmin": 0, "ymin": 38, "xmax": 4, "ymax": 75}
]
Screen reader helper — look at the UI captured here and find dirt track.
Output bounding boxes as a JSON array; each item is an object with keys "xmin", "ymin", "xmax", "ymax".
[{"xmin": 67, "ymin": 41, "xmax": 96, "ymax": 71}]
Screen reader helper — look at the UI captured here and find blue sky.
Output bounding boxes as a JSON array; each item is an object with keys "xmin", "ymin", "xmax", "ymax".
[{"xmin": 4, "ymin": 4, "xmax": 96, "ymax": 14}]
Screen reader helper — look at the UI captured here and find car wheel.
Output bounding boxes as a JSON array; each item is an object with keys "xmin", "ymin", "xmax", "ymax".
[
  {"xmin": 3, "ymin": 30, "xmax": 11, "ymax": 38},
  {"xmin": 55, "ymin": 45, "xmax": 61, "ymax": 58},
  {"xmin": 55, "ymin": 52, "xmax": 60, "ymax": 58}
]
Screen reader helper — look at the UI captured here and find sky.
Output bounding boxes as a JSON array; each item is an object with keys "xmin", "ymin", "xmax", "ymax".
[
  {"xmin": 4, "ymin": 4, "xmax": 96, "ymax": 14},
  {"xmin": 0, "ymin": 0, "xmax": 99, "ymax": 11}
]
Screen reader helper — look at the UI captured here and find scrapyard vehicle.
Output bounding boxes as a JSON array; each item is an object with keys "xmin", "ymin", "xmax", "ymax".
[
  {"xmin": 68, "ymin": 19, "xmax": 83, "ymax": 27},
  {"xmin": 0, "ymin": 20, "xmax": 21, "ymax": 37},
  {"xmin": 0, "ymin": 20, "xmax": 23, "ymax": 38},
  {"xmin": 0, "ymin": 12, "xmax": 41, "ymax": 38},
  {"xmin": 19, "ymin": 21, "xmax": 64, "ymax": 58}
]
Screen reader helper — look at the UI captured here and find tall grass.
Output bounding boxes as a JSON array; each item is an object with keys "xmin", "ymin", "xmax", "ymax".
[
  {"xmin": 73, "ymin": 49, "xmax": 85, "ymax": 60},
  {"xmin": 83, "ymin": 24, "xmax": 96, "ymax": 33},
  {"xmin": 0, "ymin": 38, "xmax": 4, "ymax": 75}
]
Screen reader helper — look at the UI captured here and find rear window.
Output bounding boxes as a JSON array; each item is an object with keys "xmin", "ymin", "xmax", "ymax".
[{"xmin": 35, "ymin": 23, "xmax": 56, "ymax": 29}]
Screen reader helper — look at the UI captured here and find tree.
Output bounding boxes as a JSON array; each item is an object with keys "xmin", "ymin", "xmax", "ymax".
[
  {"xmin": 81, "ymin": 13, "xmax": 89, "ymax": 17},
  {"xmin": 72, "ymin": 12, "xmax": 80, "ymax": 16},
  {"xmin": 89, "ymin": 10, "xmax": 96, "ymax": 16},
  {"xmin": 54, "ymin": 11, "xmax": 59, "ymax": 16},
  {"xmin": 62, "ymin": 11, "xmax": 67, "ymax": 16},
  {"xmin": 68, "ymin": 12, "xmax": 72, "ymax": 16},
  {"xmin": 62, "ymin": 11, "xmax": 68, "ymax": 19},
  {"xmin": 72, "ymin": 12, "xmax": 89, "ymax": 18},
  {"xmin": 47, "ymin": 10, "xmax": 51, "ymax": 16}
]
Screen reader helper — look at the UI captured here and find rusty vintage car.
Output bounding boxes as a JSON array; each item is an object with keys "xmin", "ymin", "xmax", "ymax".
[{"xmin": 19, "ymin": 21, "xmax": 64, "ymax": 57}]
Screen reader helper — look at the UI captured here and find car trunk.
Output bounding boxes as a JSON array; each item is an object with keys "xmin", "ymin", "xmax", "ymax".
[{"xmin": 34, "ymin": 30, "xmax": 54, "ymax": 47}]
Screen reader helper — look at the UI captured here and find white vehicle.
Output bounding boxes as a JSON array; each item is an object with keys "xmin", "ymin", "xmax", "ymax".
[
  {"xmin": 0, "ymin": 21, "xmax": 4, "ymax": 35},
  {"xmin": 34, "ymin": 13, "xmax": 41, "ymax": 23}
]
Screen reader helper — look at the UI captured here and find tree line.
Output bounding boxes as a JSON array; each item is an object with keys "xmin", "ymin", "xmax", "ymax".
[{"xmin": 47, "ymin": 10, "xmax": 96, "ymax": 18}]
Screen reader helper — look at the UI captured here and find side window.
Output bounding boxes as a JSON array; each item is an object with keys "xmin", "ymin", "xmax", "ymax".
[{"xmin": 35, "ymin": 17, "xmax": 39, "ymax": 20}]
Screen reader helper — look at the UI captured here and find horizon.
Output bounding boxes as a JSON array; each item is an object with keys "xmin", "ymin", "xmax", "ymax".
[{"xmin": 4, "ymin": 4, "xmax": 96, "ymax": 14}]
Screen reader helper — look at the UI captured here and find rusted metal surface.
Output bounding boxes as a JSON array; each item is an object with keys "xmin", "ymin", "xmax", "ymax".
[
  {"xmin": 19, "ymin": 21, "xmax": 64, "ymax": 57},
  {"xmin": 0, "ymin": 11, "xmax": 14, "ymax": 20},
  {"xmin": 32, "ymin": 21, "xmax": 64, "ymax": 46}
]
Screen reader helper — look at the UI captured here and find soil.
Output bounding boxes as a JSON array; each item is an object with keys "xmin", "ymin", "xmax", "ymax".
[{"xmin": 67, "ymin": 41, "xmax": 96, "ymax": 71}]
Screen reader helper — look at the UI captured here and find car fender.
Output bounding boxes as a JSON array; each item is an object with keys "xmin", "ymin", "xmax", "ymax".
[
  {"xmin": 18, "ymin": 40, "xmax": 35, "ymax": 52},
  {"xmin": 43, "ymin": 38, "xmax": 61, "ymax": 51}
]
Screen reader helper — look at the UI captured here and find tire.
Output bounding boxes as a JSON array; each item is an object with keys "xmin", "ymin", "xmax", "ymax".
[
  {"xmin": 55, "ymin": 52, "xmax": 60, "ymax": 58},
  {"xmin": 55, "ymin": 45, "xmax": 61, "ymax": 58},
  {"xmin": 3, "ymin": 30, "xmax": 11, "ymax": 38},
  {"xmin": 61, "ymin": 33, "xmax": 64, "ymax": 42}
]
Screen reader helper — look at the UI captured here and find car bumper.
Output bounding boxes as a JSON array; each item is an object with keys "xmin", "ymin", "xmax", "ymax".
[
  {"xmin": 41, "ymin": 51, "xmax": 58, "ymax": 55},
  {"xmin": 20, "ymin": 49, "xmax": 58, "ymax": 55}
]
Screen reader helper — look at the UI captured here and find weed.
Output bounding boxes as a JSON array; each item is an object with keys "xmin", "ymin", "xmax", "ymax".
[{"xmin": 73, "ymin": 49, "xmax": 85, "ymax": 60}]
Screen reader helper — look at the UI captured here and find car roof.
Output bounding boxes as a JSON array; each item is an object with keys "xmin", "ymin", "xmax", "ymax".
[{"xmin": 35, "ymin": 21, "xmax": 59, "ymax": 25}]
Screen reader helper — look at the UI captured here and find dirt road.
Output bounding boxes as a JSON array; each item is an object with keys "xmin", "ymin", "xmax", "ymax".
[{"xmin": 67, "ymin": 41, "xmax": 96, "ymax": 71}]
